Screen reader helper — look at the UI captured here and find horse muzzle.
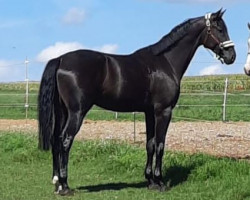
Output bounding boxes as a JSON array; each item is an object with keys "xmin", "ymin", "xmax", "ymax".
[
  {"xmin": 244, "ymin": 65, "xmax": 250, "ymax": 76},
  {"xmin": 220, "ymin": 48, "xmax": 236, "ymax": 65}
]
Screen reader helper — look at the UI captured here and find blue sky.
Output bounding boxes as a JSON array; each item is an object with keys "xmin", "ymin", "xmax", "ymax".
[{"xmin": 0, "ymin": 0, "xmax": 249, "ymax": 82}]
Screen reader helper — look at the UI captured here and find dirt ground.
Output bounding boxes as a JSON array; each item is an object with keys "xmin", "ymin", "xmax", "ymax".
[{"xmin": 0, "ymin": 119, "xmax": 249, "ymax": 159}]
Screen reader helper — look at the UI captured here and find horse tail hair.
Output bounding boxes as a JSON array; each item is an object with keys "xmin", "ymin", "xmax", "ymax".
[{"xmin": 38, "ymin": 58, "xmax": 60, "ymax": 151}]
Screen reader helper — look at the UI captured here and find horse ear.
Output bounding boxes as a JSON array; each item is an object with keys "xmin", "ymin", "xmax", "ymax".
[
  {"xmin": 220, "ymin": 9, "xmax": 226, "ymax": 18},
  {"xmin": 248, "ymin": 22, "xmax": 250, "ymax": 30},
  {"xmin": 213, "ymin": 8, "xmax": 225, "ymax": 20}
]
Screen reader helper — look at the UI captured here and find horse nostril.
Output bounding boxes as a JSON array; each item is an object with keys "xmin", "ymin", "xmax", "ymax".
[{"xmin": 231, "ymin": 54, "xmax": 235, "ymax": 62}]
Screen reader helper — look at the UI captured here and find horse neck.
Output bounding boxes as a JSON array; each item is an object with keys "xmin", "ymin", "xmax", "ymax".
[{"xmin": 163, "ymin": 22, "xmax": 205, "ymax": 82}]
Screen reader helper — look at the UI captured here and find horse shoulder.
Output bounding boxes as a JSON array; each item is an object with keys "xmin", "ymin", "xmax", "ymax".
[{"xmin": 149, "ymin": 67, "xmax": 180, "ymax": 107}]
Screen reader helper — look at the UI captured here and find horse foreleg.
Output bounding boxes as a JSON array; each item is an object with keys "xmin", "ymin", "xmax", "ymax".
[{"xmin": 153, "ymin": 106, "xmax": 172, "ymax": 192}]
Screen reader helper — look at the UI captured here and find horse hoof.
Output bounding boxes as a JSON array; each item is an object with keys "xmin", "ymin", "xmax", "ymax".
[
  {"xmin": 54, "ymin": 184, "xmax": 74, "ymax": 196},
  {"xmin": 147, "ymin": 182, "xmax": 166, "ymax": 192},
  {"xmin": 148, "ymin": 182, "xmax": 157, "ymax": 190},
  {"xmin": 58, "ymin": 188, "xmax": 74, "ymax": 196},
  {"xmin": 158, "ymin": 184, "xmax": 166, "ymax": 192}
]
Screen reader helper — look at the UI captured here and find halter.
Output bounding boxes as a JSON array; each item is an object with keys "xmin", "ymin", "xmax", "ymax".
[{"xmin": 204, "ymin": 13, "xmax": 234, "ymax": 63}]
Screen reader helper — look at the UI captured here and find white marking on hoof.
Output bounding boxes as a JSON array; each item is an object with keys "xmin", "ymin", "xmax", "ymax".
[
  {"xmin": 52, "ymin": 176, "xmax": 59, "ymax": 184},
  {"xmin": 55, "ymin": 185, "xmax": 63, "ymax": 194},
  {"xmin": 58, "ymin": 185, "xmax": 62, "ymax": 192}
]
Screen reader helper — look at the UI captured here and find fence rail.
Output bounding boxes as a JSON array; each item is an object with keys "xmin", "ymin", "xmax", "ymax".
[{"xmin": 0, "ymin": 76, "xmax": 250, "ymax": 121}]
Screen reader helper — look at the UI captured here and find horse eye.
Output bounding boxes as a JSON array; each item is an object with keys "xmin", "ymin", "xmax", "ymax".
[{"xmin": 216, "ymin": 26, "xmax": 223, "ymax": 32}]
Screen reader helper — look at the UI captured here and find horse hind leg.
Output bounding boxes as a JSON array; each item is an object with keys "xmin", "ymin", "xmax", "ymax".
[
  {"xmin": 54, "ymin": 69, "xmax": 92, "ymax": 195},
  {"xmin": 56, "ymin": 108, "xmax": 85, "ymax": 195},
  {"xmin": 56, "ymin": 102, "xmax": 92, "ymax": 196},
  {"xmin": 51, "ymin": 98, "xmax": 67, "ymax": 192}
]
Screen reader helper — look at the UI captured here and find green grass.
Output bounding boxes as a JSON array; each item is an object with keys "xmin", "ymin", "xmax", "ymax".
[{"xmin": 0, "ymin": 132, "xmax": 249, "ymax": 200}]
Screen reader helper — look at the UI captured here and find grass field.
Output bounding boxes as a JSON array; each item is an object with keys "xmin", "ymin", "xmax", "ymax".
[
  {"xmin": 0, "ymin": 74, "xmax": 250, "ymax": 121},
  {"xmin": 0, "ymin": 132, "xmax": 250, "ymax": 200}
]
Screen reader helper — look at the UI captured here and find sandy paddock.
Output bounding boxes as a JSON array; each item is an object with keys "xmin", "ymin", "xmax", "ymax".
[{"xmin": 0, "ymin": 119, "xmax": 249, "ymax": 159}]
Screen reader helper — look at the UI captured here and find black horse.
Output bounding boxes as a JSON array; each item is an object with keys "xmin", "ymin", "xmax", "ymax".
[{"xmin": 38, "ymin": 9, "xmax": 236, "ymax": 195}]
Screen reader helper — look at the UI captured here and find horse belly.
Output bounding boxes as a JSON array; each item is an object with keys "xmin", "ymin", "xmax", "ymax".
[{"xmin": 95, "ymin": 90, "xmax": 149, "ymax": 112}]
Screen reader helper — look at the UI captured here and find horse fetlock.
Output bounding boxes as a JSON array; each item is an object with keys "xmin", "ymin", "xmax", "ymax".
[
  {"xmin": 54, "ymin": 182, "xmax": 62, "ymax": 194},
  {"xmin": 52, "ymin": 176, "xmax": 59, "ymax": 185},
  {"xmin": 55, "ymin": 182, "xmax": 74, "ymax": 196},
  {"xmin": 145, "ymin": 167, "xmax": 153, "ymax": 179},
  {"xmin": 54, "ymin": 182, "xmax": 74, "ymax": 196},
  {"xmin": 146, "ymin": 167, "xmax": 152, "ymax": 175},
  {"xmin": 154, "ymin": 168, "xmax": 162, "ymax": 179}
]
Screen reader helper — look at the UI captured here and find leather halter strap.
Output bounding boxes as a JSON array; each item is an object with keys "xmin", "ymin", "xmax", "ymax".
[
  {"xmin": 204, "ymin": 13, "xmax": 234, "ymax": 50},
  {"xmin": 203, "ymin": 13, "xmax": 234, "ymax": 63}
]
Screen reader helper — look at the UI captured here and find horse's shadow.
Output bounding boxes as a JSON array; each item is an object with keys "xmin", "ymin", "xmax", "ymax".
[
  {"xmin": 77, "ymin": 181, "xmax": 146, "ymax": 192},
  {"xmin": 76, "ymin": 165, "xmax": 194, "ymax": 192}
]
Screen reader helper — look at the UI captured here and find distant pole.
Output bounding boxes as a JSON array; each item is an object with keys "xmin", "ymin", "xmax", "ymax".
[
  {"xmin": 24, "ymin": 58, "xmax": 29, "ymax": 122},
  {"xmin": 133, "ymin": 112, "xmax": 136, "ymax": 142},
  {"xmin": 222, "ymin": 77, "xmax": 228, "ymax": 122}
]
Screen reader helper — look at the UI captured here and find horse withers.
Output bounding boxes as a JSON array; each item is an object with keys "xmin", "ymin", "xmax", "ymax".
[
  {"xmin": 38, "ymin": 9, "xmax": 236, "ymax": 195},
  {"xmin": 244, "ymin": 23, "xmax": 250, "ymax": 75}
]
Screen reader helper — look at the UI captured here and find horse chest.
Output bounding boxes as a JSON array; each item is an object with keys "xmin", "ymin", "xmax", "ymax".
[{"xmin": 149, "ymin": 72, "xmax": 180, "ymax": 106}]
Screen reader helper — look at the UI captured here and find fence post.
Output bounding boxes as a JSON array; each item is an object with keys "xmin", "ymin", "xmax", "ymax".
[
  {"xmin": 133, "ymin": 112, "xmax": 136, "ymax": 142},
  {"xmin": 222, "ymin": 77, "xmax": 228, "ymax": 122},
  {"xmin": 24, "ymin": 58, "xmax": 29, "ymax": 122}
]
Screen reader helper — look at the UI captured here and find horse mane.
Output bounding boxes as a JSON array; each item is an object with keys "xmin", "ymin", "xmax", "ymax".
[{"xmin": 150, "ymin": 17, "xmax": 201, "ymax": 55}]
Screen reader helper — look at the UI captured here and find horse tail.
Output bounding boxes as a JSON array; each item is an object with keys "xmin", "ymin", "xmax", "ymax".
[{"xmin": 38, "ymin": 58, "xmax": 60, "ymax": 151}]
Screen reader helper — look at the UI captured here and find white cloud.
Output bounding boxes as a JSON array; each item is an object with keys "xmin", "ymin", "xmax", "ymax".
[
  {"xmin": 199, "ymin": 64, "xmax": 225, "ymax": 75},
  {"xmin": 36, "ymin": 42, "xmax": 119, "ymax": 63},
  {"xmin": 62, "ymin": 8, "xmax": 86, "ymax": 25},
  {"xmin": 37, "ymin": 42, "xmax": 84, "ymax": 62}
]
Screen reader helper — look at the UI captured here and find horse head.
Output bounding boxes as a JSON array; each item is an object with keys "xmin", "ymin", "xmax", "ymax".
[
  {"xmin": 244, "ymin": 23, "xmax": 250, "ymax": 76},
  {"xmin": 201, "ymin": 9, "xmax": 236, "ymax": 65}
]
